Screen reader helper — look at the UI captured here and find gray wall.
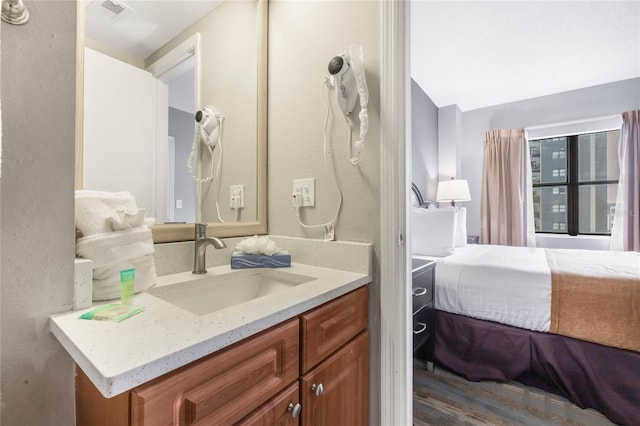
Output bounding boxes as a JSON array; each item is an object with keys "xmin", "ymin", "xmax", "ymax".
[
  {"xmin": 267, "ymin": 1, "xmax": 381, "ymax": 422},
  {"xmin": 1, "ymin": 2, "xmax": 77, "ymax": 424},
  {"xmin": 168, "ymin": 107, "xmax": 196, "ymax": 223},
  {"xmin": 446, "ymin": 78, "xmax": 640, "ymax": 236},
  {"xmin": 411, "ymin": 79, "xmax": 439, "ymax": 201}
]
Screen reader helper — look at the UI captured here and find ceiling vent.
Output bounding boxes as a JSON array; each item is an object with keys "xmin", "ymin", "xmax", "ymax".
[
  {"xmin": 86, "ymin": 0, "xmax": 133, "ymax": 23},
  {"xmin": 100, "ymin": 0, "xmax": 126, "ymax": 16}
]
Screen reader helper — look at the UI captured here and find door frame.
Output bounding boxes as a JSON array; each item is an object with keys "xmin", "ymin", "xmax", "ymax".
[
  {"xmin": 147, "ymin": 33, "xmax": 201, "ymax": 223},
  {"xmin": 380, "ymin": 1, "xmax": 411, "ymax": 425}
]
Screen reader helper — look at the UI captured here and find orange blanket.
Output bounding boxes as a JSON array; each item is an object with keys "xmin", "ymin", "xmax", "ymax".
[{"xmin": 547, "ymin": 249, "xmax": 640, "ymax": 352}]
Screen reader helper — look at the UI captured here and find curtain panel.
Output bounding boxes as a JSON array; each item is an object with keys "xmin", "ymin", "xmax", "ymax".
[
  {"xmin": 481, "ymin": 129, "xmax": 535, "ymax": 247},
  {"xmin": 610, "ymin": 110, "xmax": 640, "ymax": 251}
]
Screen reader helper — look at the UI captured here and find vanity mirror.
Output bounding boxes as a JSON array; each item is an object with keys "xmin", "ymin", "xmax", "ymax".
[{"xmin": 75, "ymin": 0, "xmax": 267, "ymax": 243}]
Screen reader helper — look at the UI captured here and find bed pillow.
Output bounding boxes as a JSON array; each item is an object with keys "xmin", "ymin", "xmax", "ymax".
[
  {"xmin": 412, "ymin": 208, "xmax": 456, "ymax": 256},
  {"xmin": 455, "ymin": 207, "xmax": 467, "ymax": 247}
]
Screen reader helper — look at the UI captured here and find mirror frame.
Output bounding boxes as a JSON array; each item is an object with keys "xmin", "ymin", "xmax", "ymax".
[{"xmin": 75, "ymin": 0, "xmax": 268, "ymax": 243}]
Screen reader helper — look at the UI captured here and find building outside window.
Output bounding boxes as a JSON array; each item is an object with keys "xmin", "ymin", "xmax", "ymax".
[{"xmin": 529, "ymin": 130, "xmax": 620, "ymax": 236}]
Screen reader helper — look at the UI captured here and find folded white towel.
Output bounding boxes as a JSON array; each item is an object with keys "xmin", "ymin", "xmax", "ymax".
[
  {"xmin": 92, "ymin": 255, "xmax": 157, "ymax": 301},
  {"xmin": 108, "ymin": 207, "xmax": 147, "ymax": 231},
  {"xmin": 76, "ymin": 228, "xmax": 155, "ymax": 268},
  {"xmin": 75, "ymin": 190, "xmax": 138, "ymax": 237}
]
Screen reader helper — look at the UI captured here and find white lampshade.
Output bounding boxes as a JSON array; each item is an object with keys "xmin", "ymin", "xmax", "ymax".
[{"xmin": 436, "ymin": 179, "xmax": 471, "ymax": 206}]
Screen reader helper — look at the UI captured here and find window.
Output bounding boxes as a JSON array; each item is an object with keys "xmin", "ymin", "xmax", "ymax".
[{"xmin": 529, "ymin": 130, "xmax": 620, "ymax": 235}]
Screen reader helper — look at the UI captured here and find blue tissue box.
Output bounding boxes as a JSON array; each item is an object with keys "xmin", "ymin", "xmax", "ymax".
[{"xmin": 231, "ymin": 251, "xmax": 291, "ymax": 269}]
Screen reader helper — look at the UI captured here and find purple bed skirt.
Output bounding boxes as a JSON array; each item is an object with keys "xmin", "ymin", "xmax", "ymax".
[{"xmin": 435, "ymin": 310, "xmax": 640, "ymax": 426}]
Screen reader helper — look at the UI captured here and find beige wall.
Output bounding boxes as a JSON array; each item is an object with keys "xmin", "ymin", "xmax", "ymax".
[
  {"xmin": 0, "ymin": 1, "xmax": 77, "ymax": 424},
  {"xmin": 268, "ymin": 1, "xmax": 382, "ymax": 423},
  {"xmin": 148, "ymin": 1, "xmax": 259, "ymax": 223}
]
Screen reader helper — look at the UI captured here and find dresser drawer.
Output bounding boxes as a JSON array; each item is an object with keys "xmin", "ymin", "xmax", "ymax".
[
  {"xmin": 300, "ymin": 286, "xmax": 367, "ymax": 374},
  {"xmin": 412, "ymin": 267, "xmax": 433, "ymax": 314},
  {"xmin": 413, "ymin": 305, "xmax": 434, "ymax": 353},
  {"xmin": 130, "ymin": 319, "xmax": 299, "ymax": 425}
]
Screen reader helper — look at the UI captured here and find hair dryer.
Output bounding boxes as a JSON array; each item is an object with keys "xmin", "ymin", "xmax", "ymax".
[
  {"xmin": 328, "ymin": 55, "xmax": 358, "ymax": 116},
  {"xmin": 195, "ymin": 106, "xmax": 222, "ymax": 149},
  {"xmin": 188, "ymin": 105, "xmax": 225, "ymax": 183},
  {"xmin": 326, "ymin": 45, "xmax": 369, "ymax": 165}
]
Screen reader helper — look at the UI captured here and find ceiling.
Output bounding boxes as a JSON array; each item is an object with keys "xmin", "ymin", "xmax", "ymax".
[
  {"xmin": 411, "ymin": 1, "xmax": 640, "ymax": 112},
  {"xmin": 85, "ymin": 0, "xmax": 223, "ymax": 59},
  {"xmin": 85, "ymin": 1, "xmax": 640, "ymax": 111}
]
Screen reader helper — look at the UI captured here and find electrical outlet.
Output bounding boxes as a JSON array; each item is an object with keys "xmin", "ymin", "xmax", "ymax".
[
  {"xmin": 292, "ymin": 192, "xmax": 303, "ymax": 207},
  {"xmin": 176, "ymin": 199, "xmax": 182, "ymax": 209},
  {"xmin": 230, "ymin": 184, "xmax": 245, "ymax": 209},
  {"xmin": 292, "ymin": 178, "xmax": 315, "ymax": 207}
]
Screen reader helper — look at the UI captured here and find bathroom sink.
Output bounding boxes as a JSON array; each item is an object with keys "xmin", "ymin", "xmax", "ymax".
[{"xmin": 148, "ymin": 269, "xmax": 316, "ymax": 316}]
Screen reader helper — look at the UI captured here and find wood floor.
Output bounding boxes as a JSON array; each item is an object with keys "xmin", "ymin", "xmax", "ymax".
[{"xmin": 413, "ymin": 361, "xmax": 615, "ymax": 426}]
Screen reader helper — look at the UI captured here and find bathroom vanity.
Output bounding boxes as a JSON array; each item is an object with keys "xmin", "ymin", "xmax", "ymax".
[
  {"xmin": 76, "ymin": 287, "xmax": 368, "ymax": 425},
  {"xmin": 51, "ymin": 245, "xmax": 371, "ymax": 426}
]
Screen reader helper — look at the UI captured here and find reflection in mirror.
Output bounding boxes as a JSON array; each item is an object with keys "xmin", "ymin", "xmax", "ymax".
[{"xmin": 78, "ymin": 0, "xmax": 267, "ymax": 242}]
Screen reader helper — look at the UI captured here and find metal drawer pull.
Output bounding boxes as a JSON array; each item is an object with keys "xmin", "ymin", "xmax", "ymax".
[
  {"xmin": 287, "ymin": 403, "xmax": 302, "ymax": 418},
  {"xmin": 311, "ymin": 383, "xmax": 324, "ymax": 396},
  {"xmin": 413, "ymin": 287, "xmax": 427, "ymax": 297},
  {"xmin": 414, "ymin": 322, "xmax": 427, "ymax": 334}
]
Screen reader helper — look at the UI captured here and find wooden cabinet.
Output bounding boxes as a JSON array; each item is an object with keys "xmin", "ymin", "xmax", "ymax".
[
  {"xmin": 76, "ymin": 368, "xmax": 130, "ymax": 426},
  {"xmin": 76, "ymin": 286, "xmax": 368, "ymax": 426},
  {"xmin": 237, "ymin": 382, "xmax": 300, "ymax": 426},
  {"xmin": 300, "ymin": 287, "xmax": 368, "ymax": 374},
  {"xmin": 130, "ymin": 319, "xmax": 299, "ymax": 425},
  {"xmin": 300, "ymin": 331, "xmax": 369, "ymax": 426}
]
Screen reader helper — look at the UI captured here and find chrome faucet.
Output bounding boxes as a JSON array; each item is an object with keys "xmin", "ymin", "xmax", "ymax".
[{"xmin": 192, "ymin": 223, "xmax": 227, "ymax": 274}]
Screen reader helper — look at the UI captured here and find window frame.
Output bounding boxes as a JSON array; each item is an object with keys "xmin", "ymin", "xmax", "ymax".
[{"xmin": 530, "ymin": 132, "xmax": 619, "ymax": 237}]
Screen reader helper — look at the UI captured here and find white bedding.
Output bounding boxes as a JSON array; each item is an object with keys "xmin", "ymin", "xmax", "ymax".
[{"xmin": 435, "ymin": 245, "xmax": 552, "ymax": 332}]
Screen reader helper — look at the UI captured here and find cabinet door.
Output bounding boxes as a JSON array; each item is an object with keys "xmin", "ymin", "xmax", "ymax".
[
  {"xmin": 131, "ymin": 319, "xmax": 299, "ymax": 426},
  {"xmin": 237, "ymin": 382, "xmax": 300, "ymax": 426},
  {"xmin": 300, "ymin": 331, "xmax": 368, "ymax": 426},
  {"xmin": 300, "ymin": 287, "xmax": 367, "ymax": 373}
]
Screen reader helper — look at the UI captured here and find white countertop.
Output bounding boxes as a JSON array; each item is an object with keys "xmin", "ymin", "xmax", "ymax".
[{"xmin": 50, "ymin": 263, "xmax": 370, "ymax": 398}]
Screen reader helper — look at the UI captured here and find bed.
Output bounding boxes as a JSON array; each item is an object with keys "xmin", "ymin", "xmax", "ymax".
[
  {"xmin": 410, "ymin": 201, "xmax": 640, "ymax": 425},
  {"xmin": 430, "ymin": 244, "xmax": 640, "ymax": 426}
]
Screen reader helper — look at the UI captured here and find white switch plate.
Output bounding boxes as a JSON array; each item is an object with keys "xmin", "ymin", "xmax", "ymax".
[
  {"xmin": 230, "ymin": 184, "xmax": 245, "ymax": 208},
  {"xmin": 176, "ymin": 199, "xmax": 182, "ymax": 209},
  {"xmin": 293, "ymin": 178, "xmax": 315, "ymax": 207}
]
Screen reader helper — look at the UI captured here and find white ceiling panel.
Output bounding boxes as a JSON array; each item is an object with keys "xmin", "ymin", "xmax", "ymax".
[
  {"xmin": 411, "ymin": 1, "xmax": 640, "ymax": 111},
  {"xmin": 85, "ymin": 0, "xmax": 223, "ymax": 59}
]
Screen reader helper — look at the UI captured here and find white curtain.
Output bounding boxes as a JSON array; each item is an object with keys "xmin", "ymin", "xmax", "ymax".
[
  {"xmin": 481, "ymin": 129, "xmax": 536, "ymax": 247},
  {"xmin": 610, "ymin": 110, "xmax": 640, "ymax": 251}
]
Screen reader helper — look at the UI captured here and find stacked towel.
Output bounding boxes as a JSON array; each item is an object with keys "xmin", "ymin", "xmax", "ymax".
[
  {"xmin": 75, "ymin": 190, "xmax": 157, "ymax": 301},
  {"xmin": 76, "ymin": 190, "xmax": 139, "ymax": 237}
]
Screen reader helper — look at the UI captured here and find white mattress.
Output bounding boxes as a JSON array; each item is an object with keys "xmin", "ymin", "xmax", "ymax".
[{"xmin": 435, "ymin": 245, "xmax": 552, "ymax": 332}]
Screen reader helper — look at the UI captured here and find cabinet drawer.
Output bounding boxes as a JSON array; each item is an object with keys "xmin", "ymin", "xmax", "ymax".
[
  {"xmin": 131, "ymin": 319, "xmax": 299, "ymax": 426},
  {"xmin": 300, "ymin": 287, "xmax": 367, "ymax": 374},
  {"xmin": 413, "ymin": 305, "xmax": 434, "ymax": 353},
  {"xmin": 237, "ymin": 382, "xmax": 299, "ymax": 426},
  {"xmin": 412, "ymin": 268, "xmax": 433, "ymax": 314}
]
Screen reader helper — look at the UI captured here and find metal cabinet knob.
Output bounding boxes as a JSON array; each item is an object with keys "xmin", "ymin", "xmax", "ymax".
[
  {"xmin": 414, "ymin": 322, "xmax": 427, "ymax": 334},
  {"xmin": 413, "ymin": 287, "xmax": 427, "ymax": 296},
  {"xmin": 287, "ymin": 402, "xmax": 302, "ymax": 418},
  {"xmin": 311, "ymin": 383, "xmax": 324, "ymax": 396}
]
